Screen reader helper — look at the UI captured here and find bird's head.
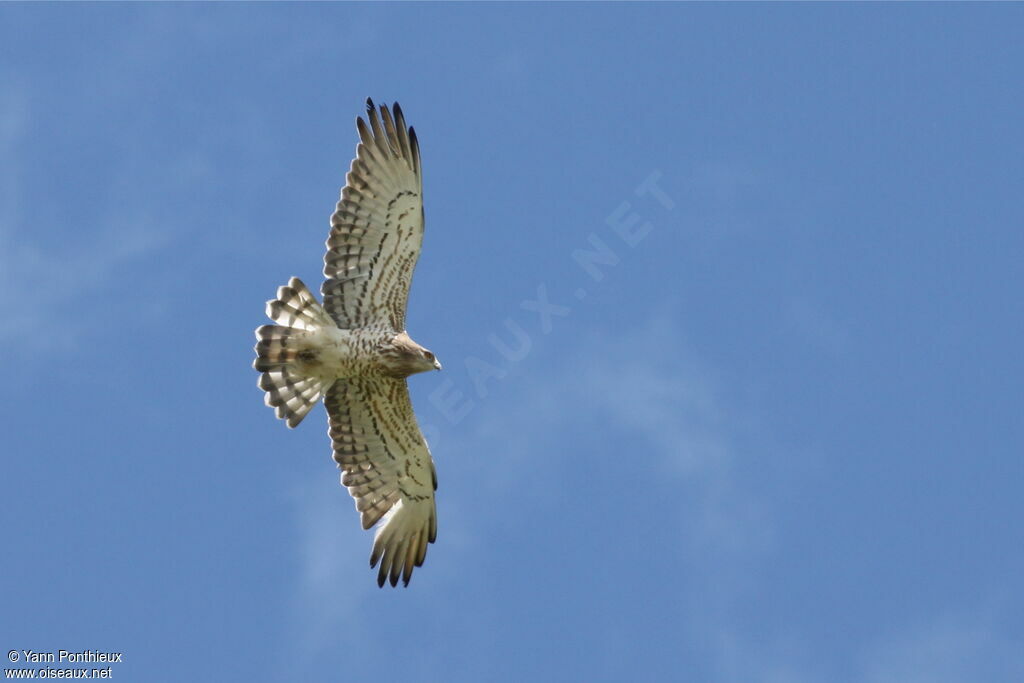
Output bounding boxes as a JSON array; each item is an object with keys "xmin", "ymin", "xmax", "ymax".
[
  {"xmin": 415, "ymin": 346, "xmax": 442, "ymax": 373},
  {"xmin": 382, "ymin": 332, "xmax": 442, "ymax": 378}
]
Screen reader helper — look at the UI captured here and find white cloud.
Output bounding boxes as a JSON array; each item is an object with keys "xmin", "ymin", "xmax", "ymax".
[
  {"xmin": 0, "ymin": 210, "xmax": 170, "ymax": 351},
  {"xmin": 0, "ymin": 86, "xmax": 176, "ymax": 350},
  {"xmin": 284, "ymin": 472, "xmax": 370, "ymax": 661},
  {"xmin": 415, "ymin": 309, "xmax": 777, "ymax": 609}
]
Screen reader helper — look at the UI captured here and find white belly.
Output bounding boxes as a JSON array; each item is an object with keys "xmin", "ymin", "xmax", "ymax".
[{"xmin": 296, "ymin": 326, "xmax": 382, "ymax": 380}]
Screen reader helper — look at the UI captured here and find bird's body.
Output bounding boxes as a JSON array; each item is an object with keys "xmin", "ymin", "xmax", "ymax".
[
  {"xmin": 254, "ymin": 99, "xmax": 440, "ymax": 587},
  {"xmin": 278, "ymin": 324, "xmax": 368, "ymax": 380},
  {"xmin": 269, "ymin": 324, "xmax": 434, "ymax": 382}
]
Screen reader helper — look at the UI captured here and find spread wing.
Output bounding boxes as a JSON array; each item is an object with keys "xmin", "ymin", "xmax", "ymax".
[
  {"xmin": 323, "ymin": 99, "xmax": 424, "ymax": 332},
  {"xmin": 324, "ymin": 376, "xmax": 438, "ymax": 587}
]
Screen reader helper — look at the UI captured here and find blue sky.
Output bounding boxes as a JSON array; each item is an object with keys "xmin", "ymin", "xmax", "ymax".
[{"xmin": 2, "ymin": 3, "xmax": 1023, "ymax": 682}]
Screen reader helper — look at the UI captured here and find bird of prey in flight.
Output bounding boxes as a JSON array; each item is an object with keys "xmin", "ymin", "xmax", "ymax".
[{"xmin": 254, "ymin": 99, "xmax": 439, "ymax": 587}]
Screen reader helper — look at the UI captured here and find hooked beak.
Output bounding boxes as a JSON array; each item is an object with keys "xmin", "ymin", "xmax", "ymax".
[{"xmin": 433, "ymin": 358, "xmax": 443, "ymax": 371}]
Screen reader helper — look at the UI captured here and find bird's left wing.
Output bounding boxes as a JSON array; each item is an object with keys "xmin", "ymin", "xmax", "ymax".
[
  {"xmin": 323, "ymin": 99, "xmax": 424, "ymax": 332},
  {"xmin": 324, "ymin": 376, "xmax": 437, "ymax": 587}
]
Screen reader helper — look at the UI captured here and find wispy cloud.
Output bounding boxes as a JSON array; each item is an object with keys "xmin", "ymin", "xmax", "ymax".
[
  {"xmin": 0, "ymin": 89, "xmax": 177, "ymax": 350},
  {"xmin": 420, "ymin": 307, "xmax": 777, "ymax": 631},
  {"xmin": 284, "ymin": 473, "xmax": 371, "ymax": 662},
  {"xmin": 0, "ymin": 212, "xmax": 170, "ymax": 352}
]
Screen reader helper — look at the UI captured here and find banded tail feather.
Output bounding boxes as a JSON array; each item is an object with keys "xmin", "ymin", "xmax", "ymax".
[
  {"xmin": 254, "ymin": 277, "xmax": 334, "ymax": 428},
  {"xmin": 265, "ymin": 277, "xmax": 336, "ymax": 331}
]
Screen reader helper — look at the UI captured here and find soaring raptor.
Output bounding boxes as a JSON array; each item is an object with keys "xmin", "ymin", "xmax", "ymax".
[{"xmin": 254, "ymin": 99, "xmax": 439, "ymax": 588}]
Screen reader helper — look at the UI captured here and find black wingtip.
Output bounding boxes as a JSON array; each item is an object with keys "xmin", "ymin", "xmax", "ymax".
[{"xmin": 365, "ymin": 97, "xmax": 375, "ymax": 112}]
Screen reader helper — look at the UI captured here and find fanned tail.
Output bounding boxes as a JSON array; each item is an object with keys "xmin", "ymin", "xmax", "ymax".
[{"xmin": 254, "ymin": 277, "xmax": 334, "ymax": 428}]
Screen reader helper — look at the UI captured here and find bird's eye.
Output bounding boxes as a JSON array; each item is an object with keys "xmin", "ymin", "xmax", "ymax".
[{"xmin": 424, "ymin": 351, "xmax": 434, "ymax": 360}]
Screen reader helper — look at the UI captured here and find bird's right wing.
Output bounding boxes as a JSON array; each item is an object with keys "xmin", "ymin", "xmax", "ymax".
[
  {"xmin": 324, "ymin": 376, "xmax": 437, "ymax": 587},
  {"xmin": 322, "ymin": 99, "xmax": 424, "ymax": 332}
]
